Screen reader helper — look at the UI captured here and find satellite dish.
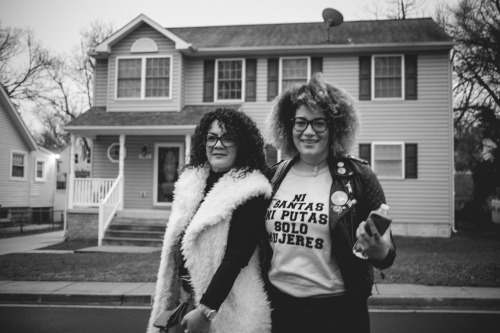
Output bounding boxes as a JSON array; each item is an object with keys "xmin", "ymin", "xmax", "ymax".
[{"xmin": 322, "ymin": 8, "xmax": 344, "ymax": 27}]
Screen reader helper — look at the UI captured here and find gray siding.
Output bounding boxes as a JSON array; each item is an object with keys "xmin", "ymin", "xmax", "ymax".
[
  {"xmin": 29, "ymin": 150, "xmax": 56, "ymax": 207},
  {"xmin": 93, "ymin": 135, "xmax": 186, "ymax": 210},
  {"xmin": 184, "ymin": 52, "xmax": 453, "ymax": 236},
  {"xmin": 93, "ymin": 59, "xmax": 108, "ymax": 107},
  {"xmin": 0, "ymin": 102, "xmax": 31, "ymax": 208},
  {"xmin": 92, "ymin": 136, "xmax": 120, "ymax": 179},
  {"xmin": 107, "ymin": 23, "xmax": 182, "ymax": 112}
]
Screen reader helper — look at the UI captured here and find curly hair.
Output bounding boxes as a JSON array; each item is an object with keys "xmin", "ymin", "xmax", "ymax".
[
  {"xmin": 187, "ymin": 107, "xmax": 268, "ymax": 175},
  {"xmin": 265, "ymin": 73, "xmax": 360, "ymax": 159}
]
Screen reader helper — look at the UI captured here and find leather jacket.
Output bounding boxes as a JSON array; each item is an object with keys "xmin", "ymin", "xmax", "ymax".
[{"xmin": 262, "ymin": 154, "xmax": 396, "ymax": 299}]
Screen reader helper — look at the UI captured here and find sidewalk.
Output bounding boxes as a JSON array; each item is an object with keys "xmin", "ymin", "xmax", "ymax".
[
  {"xmin": 1, "ymin": 280, "xmax": 499, "ymax": 310},
  {"xmin": 1, "ymin": 231, "xmax": 500, "ymax": 310},
  {"xmin": 0, "ymin": 230, "xmax": 66, "ymax": 256}
]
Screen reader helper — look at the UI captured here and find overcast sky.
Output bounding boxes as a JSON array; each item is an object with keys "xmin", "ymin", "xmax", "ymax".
[{"xmin": 1, "ymin": 0, "xmax": 458, "ymax": 55}]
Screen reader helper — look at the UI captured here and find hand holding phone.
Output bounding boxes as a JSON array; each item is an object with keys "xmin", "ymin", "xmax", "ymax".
[{"xmin": 365, "ymin": 211, "xmax": 392, "ymax": 236}]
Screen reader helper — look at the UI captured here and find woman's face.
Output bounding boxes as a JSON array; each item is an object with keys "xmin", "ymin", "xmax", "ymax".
[
  {"xmin": 292, "ymin": 105, "xmax": 330, "ymax": 162},
  {"xmin": 205, "ymin": 120, "xmax": 238, "ymax": 172}
]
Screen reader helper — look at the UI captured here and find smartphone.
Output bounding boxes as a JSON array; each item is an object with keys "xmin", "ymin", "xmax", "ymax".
[{"xmin": 365, "ymin": 211, "xmax": 392, "ymax": 236}]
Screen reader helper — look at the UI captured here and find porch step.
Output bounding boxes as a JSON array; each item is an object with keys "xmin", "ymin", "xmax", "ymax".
[
  {"xmin": 101, "ymin": 217, "xmax": 167, "ymax": 247},
  {"xmin": 105, "ymin": 230, "xmax": 164, "ymax": 240},
  {"xmin": 101, "ymin": 237, "xmax": 163, "ymax": 247}
]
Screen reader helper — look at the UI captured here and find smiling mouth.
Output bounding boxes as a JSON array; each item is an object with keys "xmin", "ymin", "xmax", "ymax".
[{"xmin": 301, "ymin": 139, "xmax": 318, "ymax": 144}]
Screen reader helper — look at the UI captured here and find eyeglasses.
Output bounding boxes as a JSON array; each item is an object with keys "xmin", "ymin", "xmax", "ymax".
[
  {"xmin": 205, "ymin": 135, "xmax": 237, "ymax": 147},
  {"xmin": 291, "ymin": 117, "xmax": 329, "ymax": 133}
]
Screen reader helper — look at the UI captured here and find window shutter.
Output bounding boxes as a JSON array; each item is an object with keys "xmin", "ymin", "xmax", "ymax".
[
  {"xmin": 359, "ymin": 56, "xmax": 371, "ymax": 101},
  {"xmin": 245, "ymin": 59, "xmax": 257, "ymax": 102},
  {"xmin": 405, "ymin": 55, "xmax": 417, "ymax": 100},
  {"xmin": 267, "ymin": 58, "xmax": 279, "ymax": 101},
  {"xmin": 405, "ymin": 143, "xmax": 418, "ymax": 178},
  {"xmin": 203, "ymin": 60, "xmax": 215, "ymax": 102},
  {"xmin": 359, "ymin": 144, "xmax": 371, "ymax": 165},
  {"xmin": 311, "ymin": 57, "xmax": 323, "ymax": 75}
]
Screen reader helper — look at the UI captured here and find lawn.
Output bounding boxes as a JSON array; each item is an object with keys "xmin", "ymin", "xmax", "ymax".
[{"xmin": 0, "ymin": 223, "xmax": 499, "ymax": 287}]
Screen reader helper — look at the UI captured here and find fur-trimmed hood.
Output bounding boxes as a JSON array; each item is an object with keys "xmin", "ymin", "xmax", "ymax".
[{"xmin": 147, "ymin": 166, "xmax": 272, "ymax": 333}]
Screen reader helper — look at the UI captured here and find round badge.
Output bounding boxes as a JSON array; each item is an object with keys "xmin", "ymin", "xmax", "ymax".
[
  {"xmin": 331, "ymin": 191, "xmax": 348, "ymax": 206},
  {"xmin": 338, "ymin": 167, "xmax": 346, "ymax": 175},
  {"xmin": 333, "ymin": 205, "xmax": 343, "ymax": 213},
  {"xmin": 337, "ymin": 162, "xmax": 344, "ymax": 167}
]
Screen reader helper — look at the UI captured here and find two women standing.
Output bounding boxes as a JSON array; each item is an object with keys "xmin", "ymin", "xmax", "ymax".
[{"xmin": 148, "ymin": 73, "xmax": 396, "ymax": 333}]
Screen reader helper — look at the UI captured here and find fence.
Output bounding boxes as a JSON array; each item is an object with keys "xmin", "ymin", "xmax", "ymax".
[{"xmin": 0, "ymin": 207, "xmax": 64, "ymax": 236}]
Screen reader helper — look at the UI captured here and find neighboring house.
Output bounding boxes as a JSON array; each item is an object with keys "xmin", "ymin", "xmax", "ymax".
[
  {"xmin": 64, "ymin": 13, "xmax": 454, "ymax": 241},
  {"xmin": 0, "ymin": 86, "xmax": 57, "ymax": 224}
]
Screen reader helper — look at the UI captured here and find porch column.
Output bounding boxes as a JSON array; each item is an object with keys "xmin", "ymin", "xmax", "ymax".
[
  {"xmin": 119, "ymin": 134, "xmax": 125, "ymax": 209},
  {"xmin": 185, "ymin": 134, "xmax": 192, "ymax": 164},
  {"xmin": 68, "ymin": 134, "xmax": 76, "ymax": 209}
]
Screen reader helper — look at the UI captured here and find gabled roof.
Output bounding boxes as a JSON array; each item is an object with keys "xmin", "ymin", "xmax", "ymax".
[
  {"xmin": 0, "ymin": 85, "xmax": 38, "ymax": 151},
  {"xmin": 64, "ymin": 105, "xmax": 241, "ymax": 136},
  {"xmin": 93, "ymin": 14, "xmax": 191, "ymax": 55},
  {"xmin": 91, "ymin": 15, "xmax": 453, "ymax": 58},
  {"xmin": 168, "ymin": 18, "xmax": 453, "ymax": 49}
]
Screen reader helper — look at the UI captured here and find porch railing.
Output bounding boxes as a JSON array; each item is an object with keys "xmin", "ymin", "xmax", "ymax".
[
  {"xmin": 73, "ymin": 178, "xmax": 117, "ymax": 207},
  {"xmin": 98, "ymin": 175, "xmax": 123, "ymax": 246}
]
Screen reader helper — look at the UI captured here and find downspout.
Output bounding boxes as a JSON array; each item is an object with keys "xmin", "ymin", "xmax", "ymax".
[
  {"xmin": 449, "ymin": 50, "xmax": 457, "ymax": 234},
  {"xmin": 68, "ymin": 134, "xmax": 75, "ymax": 210},
  {"xmin": 119, "ymin": 134, "xmax": 125, "ymax": 210}
]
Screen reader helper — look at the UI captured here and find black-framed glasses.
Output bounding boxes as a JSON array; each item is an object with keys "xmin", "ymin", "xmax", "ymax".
[
  {"xmin": 205, "ymin": 135, "xmax": 237, "ymax": 147},
  {"xmin": 291, "ymin": 117, "xmax": 329, "ymax": 133}
]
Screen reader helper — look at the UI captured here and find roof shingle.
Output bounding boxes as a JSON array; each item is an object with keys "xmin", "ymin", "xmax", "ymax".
[{"xmin": 168, "ymin": 18, "xmax": 452, "ymax": 48}]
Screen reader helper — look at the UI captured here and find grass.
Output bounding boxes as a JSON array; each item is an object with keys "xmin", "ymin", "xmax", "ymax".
[{"xmin": 0, "ymin": 221, "xmax": 499, "ymax": 287}]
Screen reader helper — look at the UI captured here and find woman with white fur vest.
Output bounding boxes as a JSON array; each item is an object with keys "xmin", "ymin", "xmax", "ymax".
[{"xmin": 146, "ymin": 108, "xmax": 272, "ymax": 333}]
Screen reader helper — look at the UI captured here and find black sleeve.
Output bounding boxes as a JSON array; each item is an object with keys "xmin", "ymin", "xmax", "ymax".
[
  {"xmin": 199, "ymin": 195, "xmax": 268, "ymax": 310},
  {"xmin": 358, "ymin": 163, "xmax": 396, "ymax": 269}
]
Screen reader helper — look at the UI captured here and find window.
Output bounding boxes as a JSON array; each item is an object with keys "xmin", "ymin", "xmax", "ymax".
[
  {"xmin": 11, "ymin": 151, "xmax": 27, "ymax": 180},
  {"xmin": 280, "ymin": 57, "xmax": 310, "ymax": 92},
  {"xmin": 373, "ymin": 55, "xmax": 403, "ymax": 99},
  {"xmin": 215, "ymin": 59, "xmax": 244, "ymax": 101},
  {"xmin": 359, "ymin": 55, "xmax": 417, "ymax": 101},
  {"xmin": 267, "ymin": 57, "xmax": 322, "ymax": 101},
  {"xmin": 107, "ymin": 143, "xmax": 126, "ymax": 163},
  {"xmin": 35, "ymin": 159, "xmax": 46, "ymax": 182},
  {"xmin": 359, "ymin": 142, "xmax": 418, "ymax": 179},
  {"xmin": 116, "ymin": 56, "xmax": 171, "ymax": 99}
]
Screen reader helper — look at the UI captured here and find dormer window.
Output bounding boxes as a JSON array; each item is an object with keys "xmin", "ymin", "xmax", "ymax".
[{"xmin": 116, "ymin": 55, "xmax": 172, "ymax": 99}]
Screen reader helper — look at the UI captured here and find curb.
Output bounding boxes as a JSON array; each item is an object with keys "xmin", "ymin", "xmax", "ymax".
[{"xmin": 1, "ymin": 293, "xmax": 500, "ymax": 311}]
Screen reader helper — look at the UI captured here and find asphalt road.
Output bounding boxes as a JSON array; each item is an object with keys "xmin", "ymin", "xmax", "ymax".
[{"xmin": 0, "ymin": 305, "xmax": 499, "ymax": 333}]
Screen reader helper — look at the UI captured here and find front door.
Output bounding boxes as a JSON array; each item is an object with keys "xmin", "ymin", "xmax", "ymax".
[{"xmin": 154, "ymin": 143, "xmax": 184, "ymax": 205}]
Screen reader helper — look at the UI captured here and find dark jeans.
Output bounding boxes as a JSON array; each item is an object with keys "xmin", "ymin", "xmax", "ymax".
[{"xmin": 269, "ymin": 284, "xmax": 370, "ymax": 333}]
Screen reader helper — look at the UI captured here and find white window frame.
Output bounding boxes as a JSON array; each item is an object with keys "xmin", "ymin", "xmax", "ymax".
[
  {"xmin": 107, "ymin": 143, "xmax": 126, "ymax": 163},
  {"xmin": 371, "ymin": 142, "xmax": 405, "ymax": 180},
  {"xmin": 10, "ymin": 150, "xmax": 27, "ymax": 181},
  {"xmin": 35, "ymin": 158, "xmax": 46, "ymax": 182},
  {"xmin": 153, "ymin": 143, "xmax": 185, "ymax": 206},
  {"xmin": 279, "ymin": 56, "xmax": 311, "ymax": 93},
  {"xmin": 214, "ymin": 58, "xmax": 245, "ymax": 102},
  {"xmin": 372, "ymin": 55, "xmax": 405, "ymax": 101},
  {"xmin": 115, "ymin": 55, "xmax": 173, "ymax": 100}
]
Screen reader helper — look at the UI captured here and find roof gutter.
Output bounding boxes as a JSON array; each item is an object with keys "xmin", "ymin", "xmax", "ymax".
[{"xmin": 181, "ymin": 41, "xmax": 455, "ymax": 56}]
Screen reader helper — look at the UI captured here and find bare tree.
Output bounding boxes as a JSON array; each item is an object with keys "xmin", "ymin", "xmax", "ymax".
[
  {"xmin": 364, "ymin": 0, "xmax": 429, "ymax": 19},
  {"xmin": 34, "ymin": 20, "xmax": 114, "ymax": 151},
  {"xmin": 449, "ymin": 0, "xmax": 500, "ymax": 214},
  {"xmin": 0, "ymin": 23, "xmax": 51, "ymax": 101}
]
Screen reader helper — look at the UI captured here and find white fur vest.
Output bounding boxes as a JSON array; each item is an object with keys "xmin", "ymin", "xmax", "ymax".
[{"xmin": 146, "ymin": 166, "xmax": 272, "ymax": 333}]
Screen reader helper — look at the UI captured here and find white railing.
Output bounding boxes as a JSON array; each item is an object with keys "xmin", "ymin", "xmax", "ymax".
[
  {"xmin": 73, "ymin": 178, "xmax": 117, "ymax": 207},
  {"xmin": 98, "ymin": 175, "xmax": 123, "ymax": 246}
]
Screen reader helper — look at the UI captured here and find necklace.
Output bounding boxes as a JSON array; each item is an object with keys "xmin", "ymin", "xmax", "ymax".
[{"xmin": 300, "ymin": 157, "xmax": 328, "ymax": 177}]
